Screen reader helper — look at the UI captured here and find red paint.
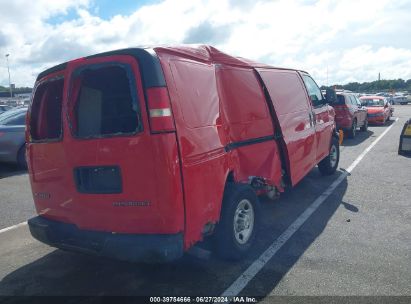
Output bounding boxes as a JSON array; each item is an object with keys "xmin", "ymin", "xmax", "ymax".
[
  {"xmin": 359, "ymin": 95, "xmax": 392, "ymax": 125},
  {"xmin": 333, "ymin": 92, "xmax": 367, "ymax": 130},
  {"xmin": 27, "ymin": 55, "xmax": 185, "ymax": 235},
  {"xmin": 27, "ymin": 45, "xmax": 337, "ymax": 252}
]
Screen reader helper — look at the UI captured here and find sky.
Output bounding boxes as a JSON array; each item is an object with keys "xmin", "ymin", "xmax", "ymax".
[{"xmin": 0, "ymin": 0, "xmax": 411, "ymax": 88}]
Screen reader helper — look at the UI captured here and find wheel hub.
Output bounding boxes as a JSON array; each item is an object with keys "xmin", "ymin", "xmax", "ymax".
[
  {"xmin": 330, "ymin": 145, "xmax": 337, "ymax": 167},
  {"xmin": 234, "ymin": 199, "xmax": 255, "ymax": 244}
]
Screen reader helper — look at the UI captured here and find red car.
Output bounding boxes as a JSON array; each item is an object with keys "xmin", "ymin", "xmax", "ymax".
[
  {"xmin": 26, "ymin": 45, "xmax": 339, "ymax": 262},
  {"xmin": 332, "ymin": 91, "xmax": 368, "ymax": 138},
  {"xmin": 359, "ymin": 96, "xmax": 392, "ymax": 125}
]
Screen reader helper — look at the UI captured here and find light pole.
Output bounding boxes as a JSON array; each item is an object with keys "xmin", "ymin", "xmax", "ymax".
[{"xmin": 5, "ymin": 54, "xmax": 12, "ymax": 98}]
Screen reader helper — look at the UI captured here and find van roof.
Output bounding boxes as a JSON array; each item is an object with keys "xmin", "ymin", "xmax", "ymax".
[
  {"xmin": 154, "ymin": 44, "xmax": 271, "ymax": 68},
  {"xmin": 36, "ymin": 44, "xmax": 306, "ymax": 84},
  {"xmin": 155, "ymin": 45, "xmax": 306, "ymax": 73}
]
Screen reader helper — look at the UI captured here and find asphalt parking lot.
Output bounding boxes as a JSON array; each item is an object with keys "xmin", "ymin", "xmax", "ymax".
[{"xmin": 0, "ymin": 105, "xmax": 410, "ymax": 301}]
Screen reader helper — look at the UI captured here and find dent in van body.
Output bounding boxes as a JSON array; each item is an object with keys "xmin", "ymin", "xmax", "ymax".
[
  {"xmin": 156, "ymin": 49, "xmax": 285, "ymax": 249},
  {"xmin": 156, "ymin": 52, "xmax": 227, "ymax": 248}
]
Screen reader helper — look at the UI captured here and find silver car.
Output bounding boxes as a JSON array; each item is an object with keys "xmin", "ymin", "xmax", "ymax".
[
  {"xmin": 392, "ymin": 94, "xmax": 408, "ymax": 105},
  {"xmin": 0, "ymin": 104, "xmax": 13, "ymax": 114},
  {"xmin": 0, "ymin": 107, "xmax": 28, "ymax": 167}
]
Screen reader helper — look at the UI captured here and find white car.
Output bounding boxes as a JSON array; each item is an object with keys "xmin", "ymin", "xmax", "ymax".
[{"xmin": 392, "ymin": 94, "xmax": 408, "ymax": 105}]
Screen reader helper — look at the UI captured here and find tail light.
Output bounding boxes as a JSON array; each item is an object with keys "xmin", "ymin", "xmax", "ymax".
[
  {"xmin": 146, "ymin": 87, "xmax": 175, "ymax": 133},
  {"xmin": 25, "ymin": 110, "xmax": 30, "ymax": 142},
  {"xmin": 334, "ymin": 104, "xmax": 351, "ymax": 116}
]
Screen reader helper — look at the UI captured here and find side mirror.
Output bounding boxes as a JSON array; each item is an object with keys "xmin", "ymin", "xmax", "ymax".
[{"xmin": 325, "ymin": 87, "xmax": 337, "ymax": 104}]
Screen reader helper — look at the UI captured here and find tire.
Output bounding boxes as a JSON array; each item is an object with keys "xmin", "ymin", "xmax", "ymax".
[
  {"xmin": 214, "ymin": 183, "xmax": 260, "ymax": 260},
  {"xmin": 360, "ymin": 119, "xmax": 368, "ymax": 132},
  {"xmin": 347, "ymin": 119, "xmax": 357, "ymax": 138},
  {"xmin": 318, "ymin": 136, "xmax": 339, "ymax": 176},
  {"xmin": 17, "ymin": 145, "xmax": 27, "ymax": 169}
]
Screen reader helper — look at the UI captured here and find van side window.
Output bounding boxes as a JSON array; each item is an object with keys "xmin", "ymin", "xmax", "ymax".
[
  {"xmin": 302, "ymin": 75, "xmax": 323, "ymax": 107},
  {"xmin": 70, "ymin": 64, "xmax": 141, "ymax": 138},
  {"xmin": 30, "ymin": 78, "xmax": 64, "ymax": 141}
]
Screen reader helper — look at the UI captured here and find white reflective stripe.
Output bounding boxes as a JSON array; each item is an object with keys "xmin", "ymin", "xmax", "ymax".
[{"xmin": 149, "ymin": 108, "xmax": 172, "ymax": 118}]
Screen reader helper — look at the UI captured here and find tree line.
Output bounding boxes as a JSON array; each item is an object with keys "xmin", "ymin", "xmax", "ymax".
[
  {"xmin": 321, "ymin": 78, "xmax": 411, "ymax": 93},
  {"xmin": 0, "ymin": 85, "xmax": 33, "ymax": 94}
]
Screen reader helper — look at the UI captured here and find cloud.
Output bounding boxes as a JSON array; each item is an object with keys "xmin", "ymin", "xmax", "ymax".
[
  {"xmin": 0, "ymin": 0, "xmax": 410, "ymax": 87},
  {"xmin": 183, "ymin": 21, "xmax": 233, "ymax": 44},
  {"xmin": 22, "ymin": 36, "xmax": 92, "ymax": 65},
  {"xmin": 0, "ymin": 31, "xmax": 8, "ymax": 48}
]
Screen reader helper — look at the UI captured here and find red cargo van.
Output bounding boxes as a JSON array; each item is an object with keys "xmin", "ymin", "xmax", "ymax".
[{"xmin": 27, "ymin": 45, "xmax": 339, "ymax": 262}]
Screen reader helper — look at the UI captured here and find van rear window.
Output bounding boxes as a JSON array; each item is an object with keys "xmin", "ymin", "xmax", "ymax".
[
  {"xmin": 70, "ymin": 64, "xmax": 140, "ymax": 138},
  {"xmin": 30, "ymin": 78, "xmax": 64, "ymax": 141}
]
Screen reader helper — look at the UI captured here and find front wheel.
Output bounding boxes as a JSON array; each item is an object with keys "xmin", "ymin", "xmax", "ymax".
[
  {"xmin": 318, "ymin": 136, "xmax": 340, "ymax": 176},
  {"xmin": 360, "ymin": 119, "xmax": 368, "ymax": 132},
  {"xmin": 347, "ymin": 120, "xmax": 357, "ymax": 138},
  {"xmin": 214, "ymin": 183, "xmax": 260, "ymax": 260}
]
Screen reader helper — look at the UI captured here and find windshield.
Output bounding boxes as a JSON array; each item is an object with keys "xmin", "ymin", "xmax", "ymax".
[
  {"xmin": 361, "ymin": 98, "xmax": 384, "ymax": 107},
  {"xmin": 0, "ymin": 105, "xmax": 12, "ymax": 111},
  {"xmin": 0, "ymin": 108, "xmax": 27, "ymax": 124}
]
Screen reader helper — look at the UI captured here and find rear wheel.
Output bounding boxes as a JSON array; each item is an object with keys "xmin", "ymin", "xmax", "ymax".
[
  {"xmin": 318, "ymin": 136, "xmax": 339, "ymax": 176},
  {"xmin": 17, "ymin": 145, "xmax": 27, "ymax": 169},
  {"xmin": 347, "ymin": 119, "xmax": 357, "ymax": 138},
  {"xmin": 360, "ymin": 119, "xmax": 368, "ymax": 132},
  {"xmin": 214, "ymin": 183, "xmax": 260, "ymax": 260}
]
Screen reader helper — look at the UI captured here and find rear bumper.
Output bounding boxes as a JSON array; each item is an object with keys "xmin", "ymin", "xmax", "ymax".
[
  {"xmin": 28, "ymin": 216, "xmax": 184, "ymax": 263},
  {"xmin": 0, "ymin": 150, "xmax": 17, "ymax": 163},
  {"xmin": 368, "ymin": 116, "xmax": 385, "ymax": 124},
  {"xmin": 335, "ymin": 117, "xmax": 352, "ymax": 130}
]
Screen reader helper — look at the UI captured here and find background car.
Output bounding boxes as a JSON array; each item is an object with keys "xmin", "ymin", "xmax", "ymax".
[
  {"xmin": 359, "ymin": 96, "xmax": 392, "ymax": 125},
  {"xmin": 0, "ymin": 107, "xmax": 28, "ymax": 167},
  {"xmin": 331, "ymin": 91, "xmax": 368, "ymax": 138},
  {"xmin": 392, "ymin": 93, "xmax": 408, "ymax": 105},
  {"xmin": 0, "ymin": 104, "xmax": 13, "ymax": 114},
  {"xmin": 376, "ymin": 92, "xmax": 394, "ymax": 104}
]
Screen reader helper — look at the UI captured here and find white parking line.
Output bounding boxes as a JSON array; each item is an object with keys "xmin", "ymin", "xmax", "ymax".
[
  {"xmin": 0, "ymin": 221, "xmax": 27, "ymax": 234},
  {"xmin": 221, "ymin": 118, "xmax": 398, "ymax": 297}
]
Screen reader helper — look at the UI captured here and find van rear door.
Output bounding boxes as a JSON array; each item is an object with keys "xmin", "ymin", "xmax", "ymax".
[
  {"xmin": 255, "ymin": 68, "xmax": 317, "ymax": 186},
  {"xmin": 27, "ymin": 55, "xmax": 184, "ymax": 235}
]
